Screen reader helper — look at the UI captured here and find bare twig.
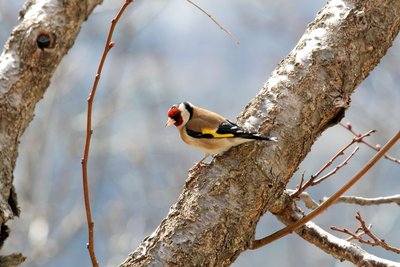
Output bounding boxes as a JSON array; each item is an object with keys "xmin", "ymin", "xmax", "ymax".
[
  {"xmin": 331, "ymin": 225, "xmax": 370, "ymax": 242},
  {"xmin": 186, "ymin": 0, "xmax": 239, "ymax": 44},
  {"xmin": 291, "ymin": 130, "xmax": 374, "ymax": 198},
  {"xmin": 312, "ymin": 146, "xmax": 359, "ymax": 185},
  {"xmin": 331, "ymin": 212, "xmax": 400, "ymax": 254},
  {"xmin": 341, "ymin": 122, "xmax": 400, "ymax": 164},
  {"xmin": 81, "ymin": 1, "xmax": 135, "ymax": 266},
  {"xmin": 250, "ymin": 130, "xmax": 400, "ymax": 249}
]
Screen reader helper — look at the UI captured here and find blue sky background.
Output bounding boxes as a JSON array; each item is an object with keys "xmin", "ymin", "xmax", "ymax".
[{"xmin": 1, "ymin": 1, "xmax": 399, "ymax": 266}]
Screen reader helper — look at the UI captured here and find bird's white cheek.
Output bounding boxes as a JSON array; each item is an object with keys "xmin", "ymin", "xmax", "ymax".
[{"xmin": 179, "ymin": 109, "xmax": 190, "ymax": 125}]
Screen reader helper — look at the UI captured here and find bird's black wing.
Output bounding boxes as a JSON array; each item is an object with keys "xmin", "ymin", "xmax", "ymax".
[
  {"xmin": 216, "ymin": 120, "xmax": 277, "ymax": 141},
  {"xmin": 186, "ymin": 120, "xmax": 277, "ymax": 141}
]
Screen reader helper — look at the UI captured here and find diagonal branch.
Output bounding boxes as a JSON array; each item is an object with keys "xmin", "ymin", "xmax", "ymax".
[
  {"xmin": 251, "ymin": 130, "xmax": 400, "ymax": 249},
  {"xmin": 341, "ymin": 122, "xmax": 400, "ymax": 164},
  {"xmin": 186, "ymin": 0, "xmax": 239, "ymax": 44},
  {"xmin": 312, "ymin": 146, "xmax": 359, "ymax": 185},
  {"xmin": 119, "ymin": 0, "xmax": 400, "ymax": 266},
  {"xmin": 291, "ymin": 130, "xmax": 374, "ymax": 198}
]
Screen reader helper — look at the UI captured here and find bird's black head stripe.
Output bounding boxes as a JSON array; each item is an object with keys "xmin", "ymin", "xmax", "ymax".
[{"xmin": 183, "ymin": 102, "xmax": 193, "ymax": 120}]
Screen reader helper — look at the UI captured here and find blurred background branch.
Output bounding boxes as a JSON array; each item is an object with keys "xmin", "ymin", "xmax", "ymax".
[{"xmin": 0, "ymin": 0, "xmax": 103, "ymax": 265}]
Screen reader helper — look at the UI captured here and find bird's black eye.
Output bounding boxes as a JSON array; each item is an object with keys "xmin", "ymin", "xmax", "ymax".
[{"xmin": 172, "ymin": 114, "xmax": 181, "ymax": 121}]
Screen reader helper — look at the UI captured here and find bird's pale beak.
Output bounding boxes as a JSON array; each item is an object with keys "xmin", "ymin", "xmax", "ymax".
[{"xmin": 165, "ymin": 118, "xmax": 176, "ymax": 127}]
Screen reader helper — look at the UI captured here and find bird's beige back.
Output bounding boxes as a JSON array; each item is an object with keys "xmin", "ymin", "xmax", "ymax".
[{"xmin": 185, "ymin": 105, "xmax": 227, "ymax": 132}]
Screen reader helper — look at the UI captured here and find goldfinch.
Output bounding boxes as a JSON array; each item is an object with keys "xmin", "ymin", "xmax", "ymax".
[{"xmin": 165, "ymin": 102, "xmax": 277, "ymax": 167}]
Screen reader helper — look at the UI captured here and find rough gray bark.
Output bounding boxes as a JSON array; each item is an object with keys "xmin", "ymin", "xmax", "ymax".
[
  {"xmin": 0, "ymin": 0, "xmax": 103, "ymax": 263},
  {"xmin": 120, "ymin": 0, "xmax": 400, "ymax": 266}
]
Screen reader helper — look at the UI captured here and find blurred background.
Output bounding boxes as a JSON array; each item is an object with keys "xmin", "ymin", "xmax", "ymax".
[{"xmin": 1, "ymin": 0, "xmax": 399, "ymax": 266}]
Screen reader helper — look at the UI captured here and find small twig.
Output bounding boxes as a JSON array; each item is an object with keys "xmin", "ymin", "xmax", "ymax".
[
  {"xmin": 291, "ymin": 130, "xmax": 373, "ymax": 198},
  {"xmin": 186, "ymin": 0, "xmax": 239, "ymax": 44},
  {"xmin": 330, "ymin": 225, "xmax": 369, "ymax": 242},
  {"xmin": 250, "ymin": 130, "xmax": 400, "ymax": 250},
  {"xmin": 331, "ymin": 212, "xmax": 400, "ymax": 254},
  {"xmin": 81, "ymin": 1, "xmax": 134, "ymax": 267},
  {"xmin": 340, "ymin": 122, "xmax": 400, "ymax": 164},
  {"xmin": 296, "ymin": 172, "xmax": 305, "ymax": 192},
  {"xmin": 312, "ymin": 146, "xmax": 359, "ymax": 185}
]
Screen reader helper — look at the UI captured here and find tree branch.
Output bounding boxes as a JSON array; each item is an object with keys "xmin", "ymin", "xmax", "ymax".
[
  {"xmin": 119, "ymin": 0, "xmax": 400, "ymax": 266},
  {"xmin": 341, "ymin": 122, "xmax": 400, "ymax": 164},
  {"xmin": 275, "ymin": 202, "xmax": 400, "ymax": 266},
  {"xmin": 331, "ymin": 212, "xmax": 400, "ymax": 254},
  {"xmin": 250, "ymin": 130, "xmax": 399, "ymax": 249},
  {"xmin": 0, "ymin": 0, "xmax": 103, "ymax": 259},
  {"xmin": 328, "ymin": 194, "xmax": 400, "ymax": 206},
  {"xmin": 291, "ymin": 129, "xmax": 371, "ymax": 199}
]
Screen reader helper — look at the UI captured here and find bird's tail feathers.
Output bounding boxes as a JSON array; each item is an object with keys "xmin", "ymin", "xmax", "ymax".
[{"xmin": 237, "ymin": 132, "xmax": 278, "ymax": 141}]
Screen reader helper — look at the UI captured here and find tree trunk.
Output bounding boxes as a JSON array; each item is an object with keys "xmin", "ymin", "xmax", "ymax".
[
  {"xmin": 0, "ymin": 0, "xmax": 103, "ymax": 264},
  {"xmin": 120, "ymin": 0, "xmax": 400, "ymax": 266}
]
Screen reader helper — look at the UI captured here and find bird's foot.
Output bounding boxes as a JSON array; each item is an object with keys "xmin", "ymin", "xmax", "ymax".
[{"xmin": 188, "ymin": 154, "xmax": 210, "ymax": 174}]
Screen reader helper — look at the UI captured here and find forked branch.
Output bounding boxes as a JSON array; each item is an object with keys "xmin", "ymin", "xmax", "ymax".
[
  {"xmin": 331, "ymin": 212, "xmax": 400, "ymax": 254},
  {"xmin": 341, "ymin": 122, "xmax": 400, "ymax": 164},
  {"xmin": 291, "ymin": 130, "xmax": 374, "ymax": 199}
]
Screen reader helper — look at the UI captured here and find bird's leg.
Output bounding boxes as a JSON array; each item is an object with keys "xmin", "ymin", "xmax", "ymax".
[{"xmin": 188, "ymin": 153, "xmax": 210, "ymax": 173}]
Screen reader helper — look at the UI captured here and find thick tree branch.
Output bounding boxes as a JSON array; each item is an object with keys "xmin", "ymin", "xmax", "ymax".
[
  {"xmin": 0, "ymin": 0, "xmax": 103, "ymax": 259},
  {"xmin": 120, "ymin": 0, "xmax": 400, "ymax": 266}
]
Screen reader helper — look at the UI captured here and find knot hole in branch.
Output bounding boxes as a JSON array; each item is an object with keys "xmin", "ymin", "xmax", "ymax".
[{"xmin": 36, "ymin": 30, "xmax": 56, "ymax": 50}]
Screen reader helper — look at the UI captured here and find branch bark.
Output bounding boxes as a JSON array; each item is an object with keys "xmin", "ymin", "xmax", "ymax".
[
  {"xmin": 0, "ymin": 0, "xmax": 103, "ymax": 261},
  {"xmin": 120, "ymin": 0, "xmax": 400, "ymax": 266},
  {"xmin": 276, "ymin": 201, "xmax": 400, "ymax": 267}
]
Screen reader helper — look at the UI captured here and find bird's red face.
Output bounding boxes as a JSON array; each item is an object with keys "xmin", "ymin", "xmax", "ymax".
[{"xmin": 166, "ymin": 106, "xmax": 183, "ymax": 127}]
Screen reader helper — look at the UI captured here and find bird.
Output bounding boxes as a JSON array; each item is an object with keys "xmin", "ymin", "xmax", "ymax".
[{"xmin": 165, "ymin": 102, "xmax": 277, "ymax": 169}]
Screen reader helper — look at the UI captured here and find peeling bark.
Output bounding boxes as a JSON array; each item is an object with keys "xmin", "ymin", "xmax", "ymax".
[
  {"xmin": 0, "ymin": 0, "xmax": 103, "ymax": 262},
  {"xmin": 120, "ymin": 0, "xmax": 400, "ymax": 266}
]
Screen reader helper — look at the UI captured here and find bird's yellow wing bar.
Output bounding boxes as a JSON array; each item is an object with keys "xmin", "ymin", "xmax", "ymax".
[{"xmin": 201, "ymin": 128, "xmax": 234, "ymax": 138}]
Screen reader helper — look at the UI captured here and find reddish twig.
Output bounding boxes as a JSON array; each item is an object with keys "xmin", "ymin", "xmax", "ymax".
[
  {"xmin": 291, "ymin": 130, "xmax": 374, "ymax": 199},
  {"xmin": 81, "ymin": 1, "xmax": 134, "ymax": 266},
  {"xmin": 331, "ymin": 212, "xmax": 400, "ymax": 254},
  {"xmin": 341, "ymin": 122, "xmax": 400, "ymax": 164},
  {"xmin": 250, "ymin": 130, "xmax": 400, "ymax": 250},
  {"xmin": 312, "ymin": 146, "xmax": 359, "ymax": 185}
]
